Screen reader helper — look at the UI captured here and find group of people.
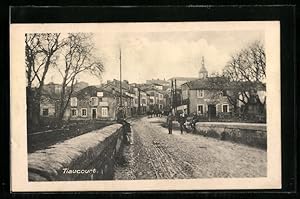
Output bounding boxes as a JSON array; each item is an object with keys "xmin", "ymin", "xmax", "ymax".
[
  {"xmin": 147, "ymin": 110, "xmax": 166, "ymax": 118},
  {"xmin": 166, "ymin": 111, "xmax": 199, "ymax": 135}
]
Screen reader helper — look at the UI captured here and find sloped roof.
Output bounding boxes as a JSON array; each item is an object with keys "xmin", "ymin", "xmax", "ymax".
[
  {"xmin": 152, "ymin": 83, "xmax": 163, "ymax": 86},
  {"xmin": 73, "ymin": 86, "xmax": 131, "ymax": 99},
  {"xmin": 73, "ymin": 86, "xmax": 116, "ymax": 99},
  {"xmin": 146, "ymin": 79, "xmax": 169, "ymax": 85},
  {"xmin": 183, "ymin": 77, "xmax": 266, "ymax": 91},
  {"xmin": 168, "ymin": 77, "xmax": 198, "ymax": 81},
  {"xmin": 41, "ymin": 89, "xmax": 60, "ymax": 100}
]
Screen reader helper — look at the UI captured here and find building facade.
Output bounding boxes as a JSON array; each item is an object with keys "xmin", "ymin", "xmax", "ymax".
[
  {"xmin": 181, "ymin": 81, "xmax": 232, "ymax": 118},
  {"xmin": 180, "ymin": 57, "xmax": 233, "ymax": 119},
  {"xmin": 66, "ymin": 86, "xmax": 133, "ymax": 120},
  {"xmin": 145, "ymin": 88, "xmax": 166, "ymax": 112}
]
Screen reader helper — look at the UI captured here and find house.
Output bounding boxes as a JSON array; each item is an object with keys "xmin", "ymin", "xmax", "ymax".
[
  {"xmin": 101, "ymin": 80, "xmax": 137, "ymax": 116},
  {"xmin": 39, "ymin": 84, "xmax": 61, "ymax": 118},
  {"xmin": 179, "ymin": 57, "xmax": 234, "ymax": 119},
  {"xmin": 131, "ymin": 87, "xmax": 150, "ymax": 114},
  {"xmin": 40, "ymin": 93, "xmax": 59, "ymax": 118},
  {"xmin": 168, "ymin": 77, "xmax": 198, "ymax": 88},
  {"xmin": 180, "ymin": 56, "xmax": 266, "ymax": 120},
  {"xmin": 66, "ymin": 86, "xmax": 133, "ymax": 120},
  {"xmin": 43, "ymin": 82, "xmax": 62, "ymax": 95},
  {"xmin": 143, "ymin": 87, "xmax": 166, "ymax": 112},
  {"xmin": 152, "ymin": 83, "xmax": 164, "ymax": 90},
  {"xmin": 146, "ymin": 78, "xmax": 170, "ymax": 87},
  {"xmin": 181, "ymin": 77, "xmax": 233, "ymax": 119},
  {"xmin": 104, "ymin": 80, "xmax": 154, "ymax": 115},
  {"xmin": 73, "ymin": 81, "xmax": 89, "ymax": 92}
]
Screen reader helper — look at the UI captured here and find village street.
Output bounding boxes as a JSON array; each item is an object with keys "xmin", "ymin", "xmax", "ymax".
[{"xmin": 114, "ymin": 116, "xmax": 267, "ymax": 180}]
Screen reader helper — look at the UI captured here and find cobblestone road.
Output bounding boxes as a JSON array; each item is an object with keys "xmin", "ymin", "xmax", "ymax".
[{"xmin": 114, "ymin": 117, "xmax": 267, "ymax": 180}]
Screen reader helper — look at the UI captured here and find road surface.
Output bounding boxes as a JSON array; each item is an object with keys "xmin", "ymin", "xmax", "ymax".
[{"xmin": 114, "ymin": 117, "xmax": 267, "ymax": 180}]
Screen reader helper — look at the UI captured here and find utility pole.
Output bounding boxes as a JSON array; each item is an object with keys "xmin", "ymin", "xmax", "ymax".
[
  {"xmin": 119, "ymin": 47, "xmax": 122, "ymax": 107},
  {"xmin": 174, "ymin": 79, "xmax": 177, "ymax": 113},
  {"xmin": 171, "ymin": 80, "xmax": 173, "ymax": 113}
]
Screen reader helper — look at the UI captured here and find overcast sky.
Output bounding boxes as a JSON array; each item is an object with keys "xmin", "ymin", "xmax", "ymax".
[{"xmin": 45, "ymin": 30, "xmax": 264, "ymax": 85}]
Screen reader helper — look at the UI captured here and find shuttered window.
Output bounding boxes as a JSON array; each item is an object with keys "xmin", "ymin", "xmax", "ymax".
[
  {"xmin": 197, "ymin": 90, "xmax": 204, "ymax": 98},
  {"xmin": 222, "ymin": 104, "xmax": 229, "ymax": 113},
  {"xmin": 197, "ymin": 104, "xmax": 204, "ymax": 114},
  {"xmin": 70, "ymin": 97, "xmax": 77, "ymax": 107},
  {"xmin": 90, "ymin": 97, "xmax": 98, "ymax": 106}
]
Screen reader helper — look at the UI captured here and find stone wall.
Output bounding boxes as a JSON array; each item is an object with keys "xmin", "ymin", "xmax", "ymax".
[
  {"xmin": 28, "ymin": 123, "xmax": 124, "ymax": 181},
  {"xmin": 195, "ymin": 122, "xmax": 267, "ymax": 149}
]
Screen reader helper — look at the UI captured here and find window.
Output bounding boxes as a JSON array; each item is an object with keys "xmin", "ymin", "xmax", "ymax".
[
  {"xmin": 149, "ymin": 98, "xmax": 154, "ymax": 104},
  {"xmin": 141, "ymin": 99, "xmax": 146, "ymax": 104},
  {"xmin": 42, "ymin": 108, "xmax": 49, "ymax": 116},
  {"xmin": 134, "ymin": 99, "xmax": 138, "ymax": 104},
  {"xmin": 70, "ymin": 97, "xmax": 77, "ymax": 107},
  {"xmin": 71, "ymin": 108, "xmax": 77, "ymax": 117},
  {"xmin": 97, "ymin": 92, "xmax": 103, "ymax": 97},
  {"xmin": 90, "ymin": 97, "xmax": 98, "ymax": 106},
  {"xmin": 81, "ymin": 108, "xmax": 87, "ymax": 117},
  {"xmin": 182, "ymin": 90, "xmax": 188, "ymax": 99},
  {"xmin": 101, "ymin": 107, "xmax": 108, "ymax": 117},
  {"xmin": 197, "ymin": 104, "xmax": 204, "ymax": 114},
  {"xmin": 197, "ymin": 90, "xmax": 204, "ymax": 98},
  {"xmin": 222, "ymin": 104, "xmax": 229, "ymax": 113}
]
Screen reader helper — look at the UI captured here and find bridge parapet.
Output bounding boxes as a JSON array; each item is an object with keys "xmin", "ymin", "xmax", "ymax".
[{"xmin": 28, "ymin": 123, "xmax": 124, "ymax": 181}]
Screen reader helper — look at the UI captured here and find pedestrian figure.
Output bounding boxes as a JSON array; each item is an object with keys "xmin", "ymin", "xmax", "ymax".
[
  {"xmin": 179, "ymin": 113, "xmax": 187, "ymax": 134},
  {"xmin": 167, "ymin": 112, "xmax": 173, "ymax": 134},
  {"xmin": 191, "ymin": 112, "xmax": 198, "ymax": 132}
]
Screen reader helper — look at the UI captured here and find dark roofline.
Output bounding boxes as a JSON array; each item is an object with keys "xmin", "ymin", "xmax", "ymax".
[
  {"xmin": 182, "ymin": 78, "xmax": 266, "ymax": 91},
  {"xmin": 168, "ymin": 77, "xmax": 198, "ymax": 81},
  {"xmin": 104, "ymin": 82, "xmax": 131, "ymax": 91},
  {"xmin": 73, "ymin": 86, "xmax": 121, "ymax": 98}
]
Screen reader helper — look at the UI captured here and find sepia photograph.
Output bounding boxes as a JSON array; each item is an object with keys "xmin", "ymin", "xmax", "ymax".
[{"xmin": 10, "ymin": 21, "xmax": 281, "ymax": 191}]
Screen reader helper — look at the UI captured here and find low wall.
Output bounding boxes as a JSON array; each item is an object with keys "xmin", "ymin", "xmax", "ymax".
[
  {"xmin": 195, "ymin": 122, "xmax": 267, "ymax": 149},
  {"xmin": 28, "ymin": 123, "xmax": 124, "ymax": 181}
]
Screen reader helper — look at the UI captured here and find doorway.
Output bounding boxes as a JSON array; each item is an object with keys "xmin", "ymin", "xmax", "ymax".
[
  {"xmin": 92, "ymin": 108, "xmax": 97, "ymax": 119},
  {"xmin": 208, "ymin": 104, "xmax": 216, "ymax": 121}
]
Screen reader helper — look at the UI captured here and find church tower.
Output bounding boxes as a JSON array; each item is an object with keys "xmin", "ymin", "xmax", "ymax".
[{"xmin": 198, "ymin": 56, "xmax": 208, "ymax": 79}]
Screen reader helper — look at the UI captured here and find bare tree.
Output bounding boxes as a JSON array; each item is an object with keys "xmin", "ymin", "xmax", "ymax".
[
  {"xmin": 25, "ymin": 33, "xmax": 64, "ymax": 126},
  {"xmin": 223, "ymin": 40, "xmax": 266, "ymax": 83},
  {"xmin": 222, "ymin": 40, "xmax": 266, "ymax": 114},
  {"xmin": 56, "ymin": 33, "xmax": 104, "ymax": 121}
]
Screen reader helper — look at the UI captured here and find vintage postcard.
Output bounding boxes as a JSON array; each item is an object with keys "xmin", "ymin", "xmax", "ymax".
[{"xmin": 10, "ymin": 21, "xmax": 281, "ymax": 191}]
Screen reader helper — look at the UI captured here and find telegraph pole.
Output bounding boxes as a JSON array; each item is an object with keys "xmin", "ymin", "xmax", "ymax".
[
  {"xmin": 119, "ymin": 47, "xmax": 122, "ymax": 107},
  {"xmin": 174, "ymin": 79, "xmax": 177, "ymax": 113},
  {"xmin": 171, "ymin": 79, "xmax": 174, "ymax": 113}
]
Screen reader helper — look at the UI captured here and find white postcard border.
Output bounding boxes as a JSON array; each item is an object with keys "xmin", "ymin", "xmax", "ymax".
[{"xmin": 10, "ymin": 21, "xmax": 281, "ymax": 192}]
